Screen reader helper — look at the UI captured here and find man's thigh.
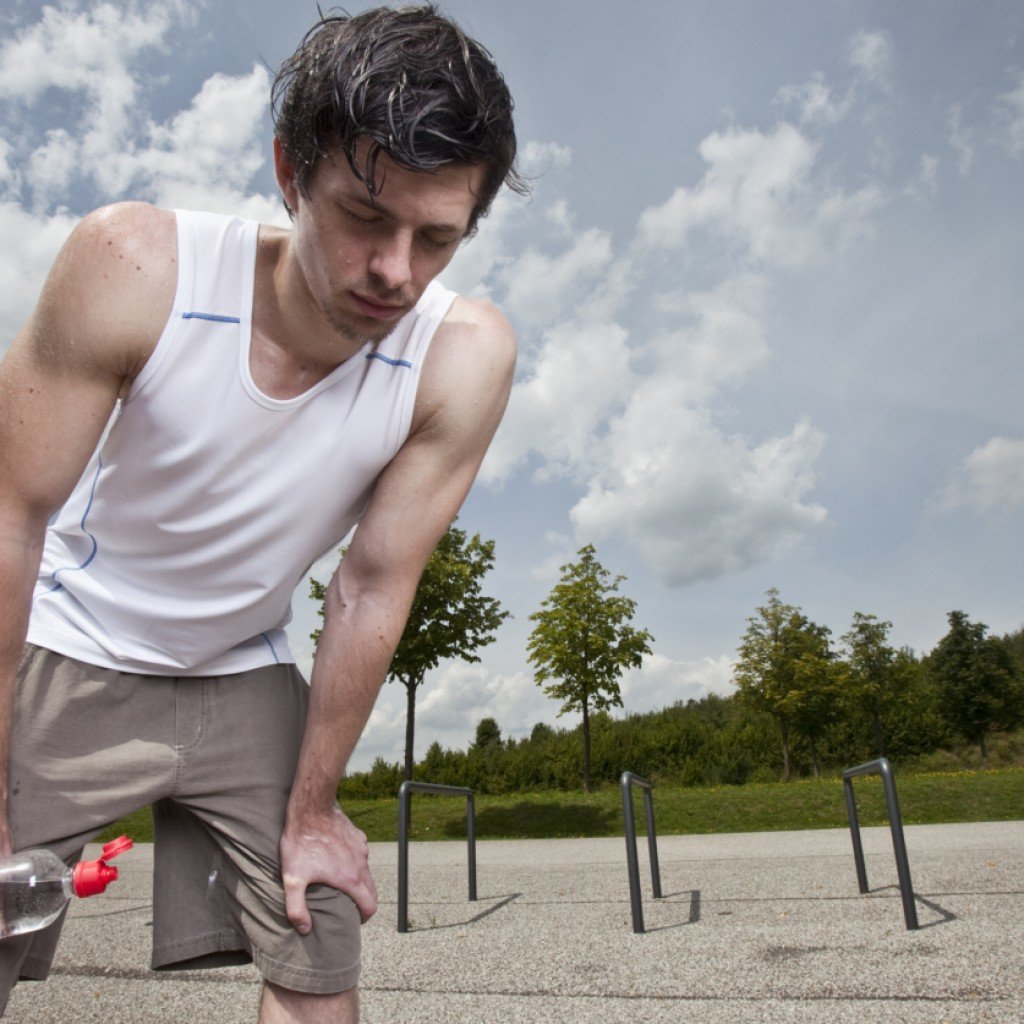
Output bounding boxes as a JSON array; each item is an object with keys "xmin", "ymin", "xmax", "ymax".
[
  {"xmin": 159, "ymin": 665, "xmax": 362, "ymax": 995},
  {"xmin": 1, "ymin": 645, "xmax": 180, "ymax": 1005},
  {"xmin": 8, "ymin": 644, "xmax": 178, "ymax": 851}
]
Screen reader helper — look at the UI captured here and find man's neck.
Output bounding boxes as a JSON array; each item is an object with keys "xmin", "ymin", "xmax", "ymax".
[{"xmin": 250, "ymin": 225, "xmax": 366, "ymax": 400}]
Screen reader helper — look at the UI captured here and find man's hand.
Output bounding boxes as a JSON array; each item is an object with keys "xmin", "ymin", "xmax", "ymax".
[{"xmin": 279, "ymin": 806, "xmax": 378, "ymax": 934}]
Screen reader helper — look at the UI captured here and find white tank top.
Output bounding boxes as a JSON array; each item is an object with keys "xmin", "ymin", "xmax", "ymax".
[{"xmin": 28, "ymin": 209, "xmax": 456, "ymax": 676}]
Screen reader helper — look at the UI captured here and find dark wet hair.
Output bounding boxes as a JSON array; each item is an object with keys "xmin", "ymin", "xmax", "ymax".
[{"xmin": 272, "ymin": 4, "xmax": 528, "ymax": 234}]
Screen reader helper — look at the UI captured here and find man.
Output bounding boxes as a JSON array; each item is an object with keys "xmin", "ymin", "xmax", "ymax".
[{"xmin": 0, "ymin": 5, "xmax": 525, "ymax": 1021}]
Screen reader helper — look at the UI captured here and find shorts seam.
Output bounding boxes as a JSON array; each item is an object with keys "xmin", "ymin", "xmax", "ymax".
[
  {"xmin": 152, "ymin": 928, "xmax": 250, "ymax": 970},
  {"xmin": 252, "ymin": 946, "xmax": 361, "ymax": 995}
]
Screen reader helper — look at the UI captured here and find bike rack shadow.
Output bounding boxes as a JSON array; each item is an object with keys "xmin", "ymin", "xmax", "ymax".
[
  {"xmin": 641, "ymin": 888, "xmax": 702, "ymax": 932},
  {"xmin": 406, "ymin": 892, "xmax": 523, "ymax": 933}
]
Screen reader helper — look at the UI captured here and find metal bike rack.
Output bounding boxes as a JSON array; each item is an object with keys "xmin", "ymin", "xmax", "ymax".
[
  {"xmin": 842, "ymin": 757, "xmax": 919, "ymax": 930},
  {"xmin": 620, "ymin": 771, "xmax": 662, "ymax": 933},
  {"xmin": 397, "ymin": 780, "xmax": 477, "ymax": 933}
]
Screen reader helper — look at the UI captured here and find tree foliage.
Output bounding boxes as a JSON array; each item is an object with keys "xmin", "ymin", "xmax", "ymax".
[
  {"xmin": 734, "ymin": 588, "xmax": 838, "ymax": 779},
  {"xmin": 527, "ymin": 544, "xmax": 653, "ymax": 792},
  {"xmin": 311, "ymin": 525, "xmax": 509, "ymax": 780},
  {"xmin": 928, "ymin": 610, "xmax": 1024, "ymax": 759},
  {"xmin": 841, "ymin": 612, "xmax": 898, "ymax": 758}
]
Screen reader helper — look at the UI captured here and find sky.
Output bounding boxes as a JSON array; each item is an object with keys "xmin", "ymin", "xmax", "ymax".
[{"xmin": 2, "ymin": 0, "xmax": 1023, "ymax": 772}]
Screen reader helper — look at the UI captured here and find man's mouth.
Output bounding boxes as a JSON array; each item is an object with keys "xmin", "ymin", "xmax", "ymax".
[{"xmin": 351, "ymin": 292, "xmax": 406, "ymax": 320}]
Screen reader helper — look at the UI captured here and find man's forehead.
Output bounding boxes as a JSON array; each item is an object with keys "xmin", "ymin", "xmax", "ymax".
[{"xmin": 326, "ymin": 146, "xmax": 484, "ymax": 226}]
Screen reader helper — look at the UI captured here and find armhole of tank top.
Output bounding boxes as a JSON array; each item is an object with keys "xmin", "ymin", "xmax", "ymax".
[
  {"xmin": 124, "ymin": 209, "xmax": 195, "ymax": 402},
  {"xmin": 237, "ymin": 218, "xmax": 258, "ymax": 394},
  {"xmin": 395, "ymin": 283, "xmax": 459, "ymax": 445}
]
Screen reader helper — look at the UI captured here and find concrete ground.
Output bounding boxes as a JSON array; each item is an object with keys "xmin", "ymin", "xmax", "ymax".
[{"xmin": 3, "ymin": 820, "xmax": 1022, "ymax": 1023}]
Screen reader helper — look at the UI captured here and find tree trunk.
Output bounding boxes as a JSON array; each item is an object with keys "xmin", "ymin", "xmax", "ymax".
[
  {"xmin": 404, "ymin": 678, "xmax": 418, "ymax": 782},
  {"xmin": 581, "ymin": 699, "xmax": 592, "ymax": 794},
  {"xmin": 779, "ymin": 719, "xmax": 792, "ymax": 781},
  {"xmin": 872, "ymin": 715, "xmax": 886, "ymax": 759},
  {"xmin": 808, "ymin": 734, "xmax": 820, "ymax": 779},
  {"xmin": 979, "ymin": 730, "xmax": 988, "ymax": 763}
]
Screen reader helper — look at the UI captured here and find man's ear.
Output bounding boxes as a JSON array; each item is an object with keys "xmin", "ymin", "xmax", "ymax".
[{"xmin": 273, "ymin": 137, "xmax": 300, "ymax": 215}]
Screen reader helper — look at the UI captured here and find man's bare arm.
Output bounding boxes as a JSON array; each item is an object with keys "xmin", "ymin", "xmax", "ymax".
[
  {"xmin": 0, "ymin": 203, "xmax": 174, "ymax": 851},
  {"xmin": 278, "ymin": 297, "xmax": 516, "ymax": 931}
]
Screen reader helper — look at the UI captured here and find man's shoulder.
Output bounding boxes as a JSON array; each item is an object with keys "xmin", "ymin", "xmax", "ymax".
[
  {"xmin": 59, "ymin": 202, "xmax": 178, "ymax": 304},
  {"xmin": 39, "ymin": 203, "xmax": 179, "ymax": 374},
  {"xmin": 411, "ymin": 294, "xmax": 515, "ymax": 435},
  {"xmin": 436, "ymin": 294, "xmax": 516, "ymax": 364},
  {"xmin": 73, "ymin": 201, "xmax": 177, "ymax": 256}
]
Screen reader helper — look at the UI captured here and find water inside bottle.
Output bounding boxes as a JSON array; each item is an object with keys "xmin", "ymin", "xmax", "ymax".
[{"xmin": 0, "ymin": 879, "xmax": 65, "ymax": 939}]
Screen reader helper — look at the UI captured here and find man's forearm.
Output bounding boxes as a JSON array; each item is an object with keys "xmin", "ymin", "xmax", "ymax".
[{"xmin": 286, "ymin": 577, "xmax": 412, "ymax": 818}]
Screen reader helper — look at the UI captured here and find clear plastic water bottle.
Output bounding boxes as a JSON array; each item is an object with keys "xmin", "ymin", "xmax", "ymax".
[{"xmin": 0, "ymin": 836, "xmax": 133, "ymax": 939}]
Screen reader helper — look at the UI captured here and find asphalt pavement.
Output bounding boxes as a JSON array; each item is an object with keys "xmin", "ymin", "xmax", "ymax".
[{"xmin": 3, "ymin": 820, "xmax": 1022, "ymax": 1023}]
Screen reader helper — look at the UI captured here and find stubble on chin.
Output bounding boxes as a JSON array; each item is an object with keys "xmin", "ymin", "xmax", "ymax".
[{"xmin": 324, "ymin": 308, "xmax": 399, "ymax": 349}]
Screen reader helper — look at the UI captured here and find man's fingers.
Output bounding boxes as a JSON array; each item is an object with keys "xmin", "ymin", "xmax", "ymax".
[
  {"xmin": 283, "ymin": 868, "xmax": 378, "ymax": 930},
  {"xmin": 283, "ymin": 874, "xmax": 312, "ymax": 935},
  {"xmin": 350, "ymin": 875, "xmax": 379, "ymax": 923}
]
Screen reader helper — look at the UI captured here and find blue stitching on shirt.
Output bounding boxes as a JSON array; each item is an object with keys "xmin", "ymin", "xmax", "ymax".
[
  {"xmin": 45, "ymin": 454, "xmax": 104, "ymax": 593},
  {"xmin": 259, "ymin": 633, "xmax": 282, "ymax": 664},
  {"xmin": 182, "ymin": 311, "xmax": 241, "ymax": 324},
  {"xmin": 366, "ymin": 352, "xmax": 413, "ymax": 369}
]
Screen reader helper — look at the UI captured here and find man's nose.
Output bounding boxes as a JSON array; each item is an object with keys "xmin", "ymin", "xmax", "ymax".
[{"xmin": 368, "ymin": 231, "xmax": 414, "ymax": 292}]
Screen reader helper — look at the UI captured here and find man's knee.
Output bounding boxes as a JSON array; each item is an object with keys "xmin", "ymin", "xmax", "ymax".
[{"xmin": 258, "ymin": 981, "xmax": 358, "ymax": 1024}]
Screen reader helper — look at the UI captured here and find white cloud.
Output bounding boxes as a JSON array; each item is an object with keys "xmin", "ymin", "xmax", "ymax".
[
  {"xmin": 905, "ymin": 153, "xmax": 939, "ymax": 202},
  {"xmin": 0, "ymin": 3, "xmax": 173, "ymax": 102},
  {"xmin": 350, "ymin": 663, "xmax": 556, "ymax": 768},
  {"xmin": 570, "ymin": 390, "xmax": 827, "ymax": 585},
  {"xmin": 137, "ymin": 67, "xmax": 270, "ymax": 205},
  {"xmin": 0, "ymin": 1, "xmax": 189, "ymax": 199},
  {"xmin": 480, "ymin": 318, "xmax": 635, "ymax": 484},
  {"xmin": 995, "ymin": 69, "xmax": 1024, "ymax": 159},
  {"xmin": 619, "ymin": 652, "xmax": 735, "ymax": 712},
  {"xmin": 776, "ymin": 72, "xmax": 852, "ymax": 126},
  {"xmin": 938, "ymin": 437, "xmax": 1024, "ymax": 513},
  {"xmin": 0, "ymin": 138, "xmax": 15, "ymax": 192},
  {"xmin": 478, "ymin": 106, "xmax": 886, "ymax": 584},
  {"xmin": 0, "ymin": 202, "xmax": 78, "ymax": 350},
  {"xmin": 521, "ymin": 140, "xmax": 572, "ymax": 175},
  {"xmin": 347, "ymin": 650, "xmax": 740, "ymax": 772},
  {"xmin": 645, "ymin": 273, "xmax": 769, "ymax": 401},
  {"xmin": 0, "ymin": 2, "xmax": 288, "ymax": 354},
  {"xmin": 527, "ymin": 531, "xmax": 578, "ymax": 583},
  {"xmin": 442, "ymin": 187, "xmax": 524, "ymax": 298},
  {"xmin": 636, "ymin": 124, "xmax": 823, "ymax": 267},
  {"xmin": 26, "ymin": 129, "xmax": 79, "ymax": 211},
  {"xmin": 847, "ymin": 30, "xmax": 892, "ymax": 86},
  {"xmin": 0, "ymin": 1, "xmax": 279, "ymax": 221},
  {"xmin": 948, "ymin": 104, "xmax": 975, "ymax": 175},
  {"xmin": 500, "ymin": 227, "xmax": 613, "ymax": 330}
]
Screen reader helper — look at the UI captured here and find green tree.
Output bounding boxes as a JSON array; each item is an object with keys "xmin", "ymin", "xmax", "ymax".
[
  {"xmin": 734, "ymin": 588, "xmax": 837, "ymax": 780},
  {"xmin": 841, "ymin": 612, "xmax": 898, "ymax": 758},
  {"xmin": 473, "ymin": 717, "xmax": 502, "ymax": 750},
  {"xmin": 789, "ymin": 641, "xmax": 843, "ymax": 778},
  {"xmin": 929, "ymin": 610, "xmax": 1024, "ymax": 760},
  {"xmin": 527, "ymin": 544, "xmax": 653, "ymax": 793},
  {"xmin": 310, "ymin": 525, "xmax": 509, "ymax": 781}
]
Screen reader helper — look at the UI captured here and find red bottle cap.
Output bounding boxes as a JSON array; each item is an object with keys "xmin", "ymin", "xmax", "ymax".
[
  {"xmin": 101, "ymin": 836, "xmax": 134, "ymax": 859},
  {"xmin": 71, "ymin": 835, "xmax": 134, "ymax": 898}
]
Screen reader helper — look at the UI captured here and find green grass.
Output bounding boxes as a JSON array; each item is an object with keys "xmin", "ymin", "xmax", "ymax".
[{"xmin": 98, "ymin": 766, "xmax": 1024, "ymax": 845}]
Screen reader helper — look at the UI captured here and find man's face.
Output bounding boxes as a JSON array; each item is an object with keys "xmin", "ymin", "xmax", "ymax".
[{"xmin": 276, "ymin": 139, "xmax": 484, "ymax": 346}]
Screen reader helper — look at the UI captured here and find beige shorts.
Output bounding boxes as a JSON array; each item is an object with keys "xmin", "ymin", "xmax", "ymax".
[{"xmin": 0, "ymin": 645, "xmax": 361, "ymax": 1010}]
